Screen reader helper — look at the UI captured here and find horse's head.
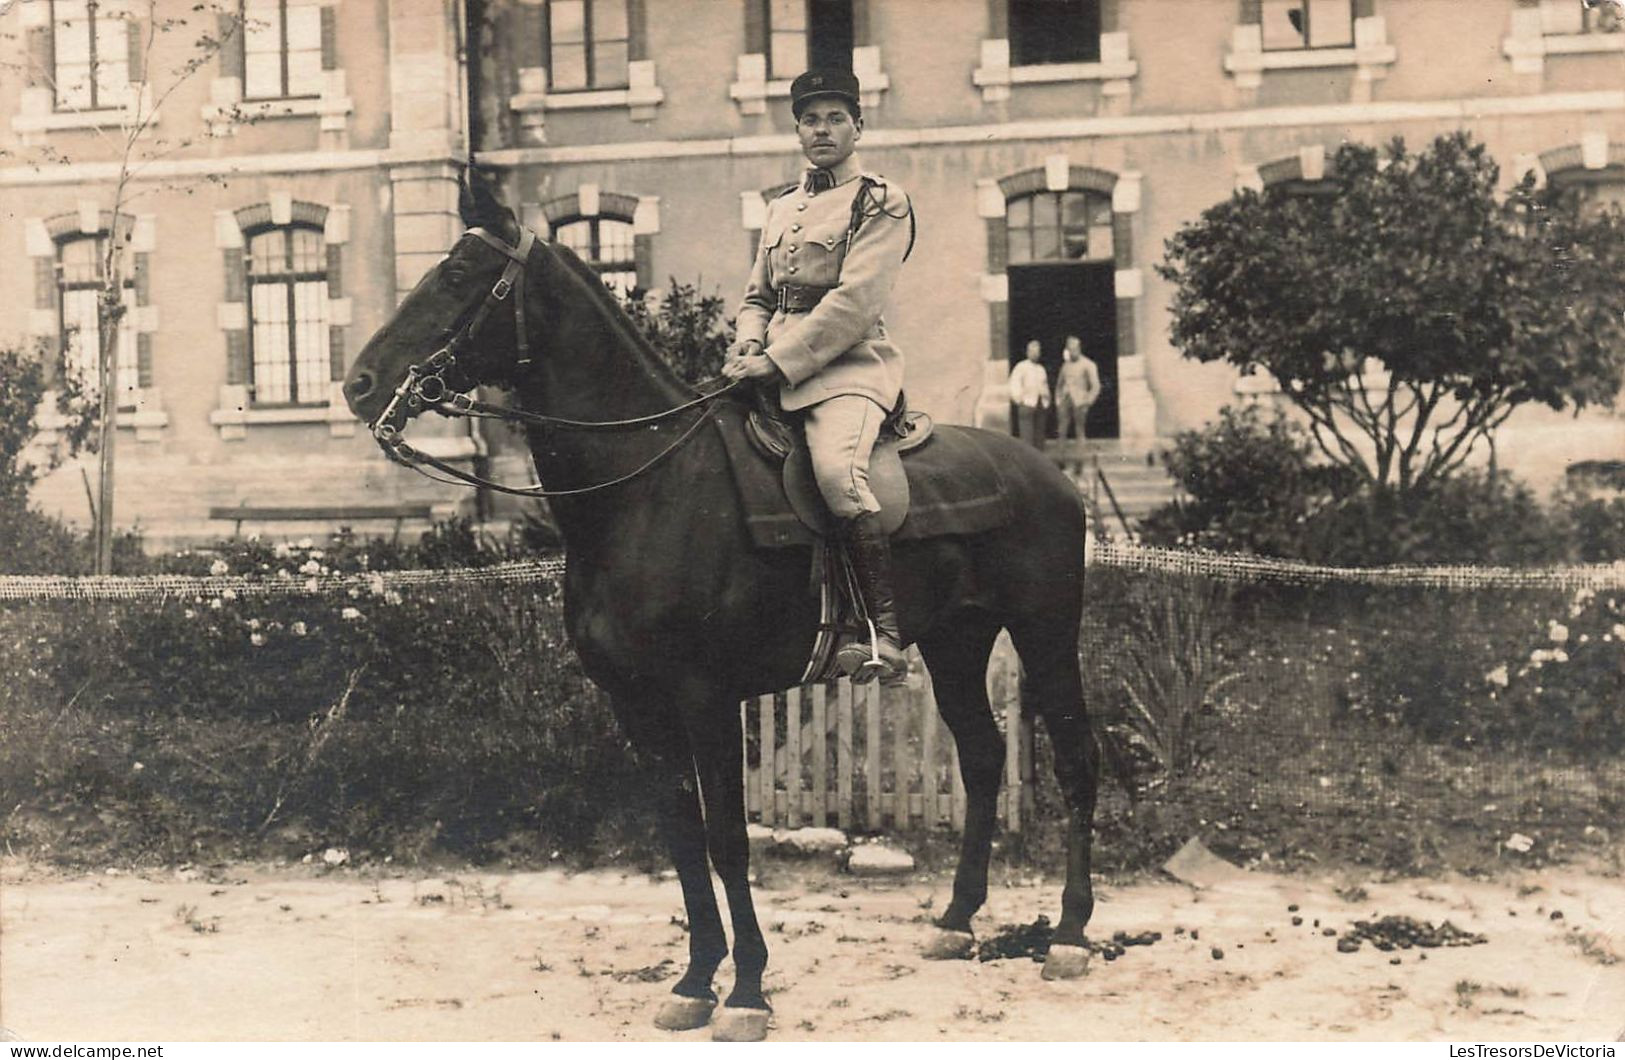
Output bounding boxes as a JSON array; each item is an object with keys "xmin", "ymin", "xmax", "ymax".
[{"xmin": 344, "ymin": 175, "xmax": 541, "ymax": 432}]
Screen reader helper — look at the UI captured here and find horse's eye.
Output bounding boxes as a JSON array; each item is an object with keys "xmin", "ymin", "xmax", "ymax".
[{"xmin": 443, "ymin": 267, "xmax": 467, "ymax": 287}]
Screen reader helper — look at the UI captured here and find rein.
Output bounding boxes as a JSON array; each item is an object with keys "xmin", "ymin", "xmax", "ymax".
[{"xmin": 370, "ymin": 225, "xmax": 738, "ymax": 498}]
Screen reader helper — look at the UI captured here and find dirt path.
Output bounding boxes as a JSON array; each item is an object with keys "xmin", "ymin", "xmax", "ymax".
[{"xmin": 2, "ymin": 859, "xmax": 1621, "ymax": 1042}]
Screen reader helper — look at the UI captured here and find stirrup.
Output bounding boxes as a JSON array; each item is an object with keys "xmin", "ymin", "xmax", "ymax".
[{"xmin": 836, "ymin": 618, "xmax": 906, "ymax": 686}]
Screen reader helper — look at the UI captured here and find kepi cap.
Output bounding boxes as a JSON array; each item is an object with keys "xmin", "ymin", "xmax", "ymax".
[{"xmin": 790, "ymin": 68, "xmax": 861, "ymax": 118}]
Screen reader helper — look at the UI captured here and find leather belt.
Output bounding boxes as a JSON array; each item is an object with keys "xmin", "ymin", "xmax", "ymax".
[{"xmin": 776, "ymin": 284, "xmax": 831, "ymax": 313}]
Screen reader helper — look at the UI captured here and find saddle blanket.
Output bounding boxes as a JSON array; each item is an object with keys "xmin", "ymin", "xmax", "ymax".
[{"xmin": 712, "ymin": 400, "xmax": 1012, "ymax": 549}]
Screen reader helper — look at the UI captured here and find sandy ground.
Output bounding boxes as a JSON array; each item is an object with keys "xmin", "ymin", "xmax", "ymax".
[{"xmin": 2, "ymin": 858, "xmax": 1622, "ymax": 1043}]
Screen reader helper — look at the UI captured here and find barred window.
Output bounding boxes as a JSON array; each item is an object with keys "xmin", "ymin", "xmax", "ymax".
[
  {"xmin": 1262, "ymin": 0, "xmax": 1354, "ymax": 50},
  {"xmin": 1008, "ymin": 0, "xmax": 1100, "ymax": 66},
  {"xmin": 762, "ymin": 0, "xmax": 854, "ymax": 79},
  {"xmin": 242, "ymin": 0, "xmax": 322, "ymax": 101},
  {"xmin": 548, "ymin": 0, "xmax": 630, "ymax": 91},
  {"xmin": 554, "ymin": 216, "xmax": 638, "ymax": 296},
  {"xmin": 246, "ymin": 224, "xmax": 330, "ymax": 406},
  {"xmin": 51, "ymin": 0, "xmax": 129, "ymax": 111},
  {"xmin": 56, "ymin": 233, "xmax": 139, "ymax": 407},
  {"xmin": 1005, "ymin": 190, "xmax": 1113, "ymax": 265}
]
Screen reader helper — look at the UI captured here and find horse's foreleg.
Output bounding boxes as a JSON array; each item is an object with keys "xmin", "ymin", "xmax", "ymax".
[
  {"xmin": 1010, "ymin": 618, "xmax": 1099, "ymax": 979},
  {"xmin": 692, "ymin": 713, "xmax": 771, "ymax": 1036},
  {"xmin": 623, "ymin": 705, "xmax": 728, "ymax": 1028},
  {"xmin": 918, "ymin": 620, "xmax": 1004, "ymax": 938}
]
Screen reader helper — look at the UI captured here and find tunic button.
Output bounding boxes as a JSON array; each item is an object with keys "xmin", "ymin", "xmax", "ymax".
[
  {"xmin": 796, "ymin": 203, "xmax": 807, "ymax": 211},
  {"xmin": 788, "ymin": 266, "xmax": 799, "ymax": 274},
  {"xmin": 791, "ymin": 223, "xmax": 802, "ymax": 232},
  {"xmin": 788, "ymin": 244, "xmax": 799, "ymax": 254}
]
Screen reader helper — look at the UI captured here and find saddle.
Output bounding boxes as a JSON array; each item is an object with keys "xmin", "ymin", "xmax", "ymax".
[{"xmin": 744, "ymin": 389, "xmax": 933, "ymax": 537}]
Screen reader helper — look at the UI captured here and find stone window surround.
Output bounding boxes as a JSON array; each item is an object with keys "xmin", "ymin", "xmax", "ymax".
[
  {"xmin": 521, "ymin": 185, "xmax": 662, "ymax": 291},
  {"xmin": 729, "ymin": 45, "xmax": 890, "ymax": 116},
  {"xmin": 25, "ymin": 206, "xmax": 169, "ymax": 442},
  {"xmin": 1223, "ymin": 11, "xmax": 1397, "ymax": 95},
  {"xmin": 200, "ymin": 0, "xmax": 352, "ymax": 137},
  {"xmin": 974, "ymin": 158, "xmax": 1157, "ymax": 440},
  {"xmin": 1503, "ymin": 0, "xmax": 1625, "ymax": 76},
  {"xmin": 972, "ymin": 33, "xmax": 1138, "ymax": 104},
  {"xmin": 509, "ymin": 59, "xmax": 665, "ymax": 143},
  {"xmin": 210, "ymin": 193, "xmax": 355, "ymax": 439},
  {"xmin": 10, "ymin": 0, "xmax": 157, "ymax": 136}
]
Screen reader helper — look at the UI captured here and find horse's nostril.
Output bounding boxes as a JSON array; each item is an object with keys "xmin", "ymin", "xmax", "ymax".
[{"xmin": 348, "ymin": 372, "xmax": 374, "ymax": 400}]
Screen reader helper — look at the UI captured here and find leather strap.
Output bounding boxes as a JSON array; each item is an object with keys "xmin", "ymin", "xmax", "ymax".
[{"xmin": 776, "ymin": 283, "xmax": 831, "ymax": 313}]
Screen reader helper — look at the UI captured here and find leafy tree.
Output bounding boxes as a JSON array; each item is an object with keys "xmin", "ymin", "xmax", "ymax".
[
  {"xmin": 1157, "ymin": 133, "xmax": 1625, "ymax": 503},
  {"xmin": 621, "ymin": 281, "xmax": 735, "ymax": 385}
]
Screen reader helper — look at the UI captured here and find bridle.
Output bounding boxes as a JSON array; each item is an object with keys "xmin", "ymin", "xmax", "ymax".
[{"xmin": 370, "ymin": 225, "xmax": 737, "ymax": 498}]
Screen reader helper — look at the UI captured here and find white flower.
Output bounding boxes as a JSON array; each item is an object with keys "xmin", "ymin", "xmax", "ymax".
[
  {"xmin": 304, "ymin": 578, "xmax": 320, "ymax": 593},
  {"xmin": 132, "ymin": 761, "xmax": 144, "ymax": 772},
  {"xmin": 384, "ymin": 590, "xmax": 402, "ymax": 606},
  {"xmin": 277, "ymin": 569, "xmax": 293, "ymax": 580},
  {"xmin": 209, "ymin": 559, "xmax": 230, "ymax": 576},
  {"xmin": 1548, "ymin": 621, "xmax": 1569, "ymax": 643},
  {"xmin": 1485, "ymin": 665, "xmax": 1509, "ymax": 688},
  {"xmin": 341, "ymin": 607, "xmax": 362, "ymax": 621},
  {"xmin": 183, "ymin": 609, "xmax": 196, "ymax": 619},
  {"xmin": 1612, "ymin": 624, "xmax": 1625, "ymax": 641},
  {"xmin": 299, "ymin": 559, "xmax": 322, "ymax": 575},
  {"xmin": 1504, "ymin": 833, "xmax": 1535, "ymax": 853},
  {"xmin": 249, "ymin": 632, "xmax": 266, "ymax": 647},
  {"xmin": 247, "ymin": 618, "xmax": 262, "ymax": 631},
  {"xmin": 309, "ymin": 550, "xmax": 325, "ymax": 561},
  {"xmin": 297, "ymin": 537, "xmax": 314, "ymax": 549},
  {"xmin": 221, "ymin": 588, "xmax": 238, "ymax": 601},
  {"xmin": 209, "ymin": 598, "xmax": 223, "ymax": 611},
  {"xmin": 274, "ymin": 542, "xmax": 293, "ymax": 558},
  {"xmin": 367, "ymin": 572, "xmax": 387, "ymax": 596},
  {"xmin": 1552, "ymin": 649, "xmax": 1569, "ymax": 664},
  {"xmin": 291, "ymin": 621, "xmax": 307, "ymax": 636}
]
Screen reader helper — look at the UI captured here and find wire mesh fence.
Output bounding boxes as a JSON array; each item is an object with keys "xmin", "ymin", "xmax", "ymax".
[{"xmin": 1, "ymin": 542, "xmax": 1619, "ymax": 872}]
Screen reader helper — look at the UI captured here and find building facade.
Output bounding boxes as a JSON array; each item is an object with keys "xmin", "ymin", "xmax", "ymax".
[{"xmin": 3, "ymin": 0, "xmax": 1623, "ymax": 544}]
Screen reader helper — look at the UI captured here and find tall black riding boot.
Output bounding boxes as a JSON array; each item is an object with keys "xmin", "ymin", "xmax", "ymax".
[{"xmin": 836, "ymin": 512, "xmax": 909, "ymax": 686}]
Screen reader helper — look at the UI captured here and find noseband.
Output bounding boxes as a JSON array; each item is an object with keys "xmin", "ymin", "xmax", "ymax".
[{"xmin": 370, "ymin": 225, "xmax": 736, "ymax": 499}]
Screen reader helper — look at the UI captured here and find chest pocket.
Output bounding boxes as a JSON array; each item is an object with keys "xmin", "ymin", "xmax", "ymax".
[{"xmin": 785, "ymin": 218, "xmax": 848, "ymax": 285}]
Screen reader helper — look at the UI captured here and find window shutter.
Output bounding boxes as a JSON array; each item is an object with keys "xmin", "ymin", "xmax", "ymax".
[
  {"xmin": 987, "ymin": 0, "xmax": 1008, "ymax": 38},
  {"xmin": 35, "ymin": 259, "xmax": 57, "ymax": 311},
  {"xmin": 219, "ymin": 11, "xmax": 244, "ymax": 78},
  {"xmin": 325, "ymin": 245, "xmax": 343, "ymax": 298},
  {"xmin": 1353, "ymin": 0, "xmax": 1374, "ymax": 18},
  {"xmin": 137, "ymin": 333, "xmax": 153, "ymax": 389},
  {"xmin": 320, "ymin": 5, "xmax": 337, "ymax": 70},
  {"xmin": 133, "ymin": 254, "xmax": 151, "ymax": 305},
  {"xmin": 225, "ymin": 330, "xmax": 249, "ymax": 386},
  {"xmin": 514, "ymin": 3, "xmax": 547, "ymax": 71},
  {"xmin": 628, "ymin": 0, "xmax": 648, "ymax": 60},
  {"xmin": 634, "ymin": 234, "xmax": 653, "ymax": 289},
  {"xmin": 224, "ymin": 249, "xmax": 246, "ymax": 303},
  {"xmin": 1100, "ymin": 0, "xmax": 1120, "ymax": 33},
  {"xmin": 26, "ymin": 25, "xmax": 53, "ymax": 88},
  {"xmin": 127, "ymin": 15, "xmax": 145, "ymax": 81},
  {"xmin": 744, "ymin": 0, "xmax": 766, "ymax": 55},
  {"xmin": 328, "ymin": 326, "xmax": 345, "ymax": 381},
  {"xmin": 851, "ymin": 0, "xmax": 871, "ymax": 45},
  {"xmin": 1240, "ymin": 0, "xmax": 1262, "ymax": 23}
]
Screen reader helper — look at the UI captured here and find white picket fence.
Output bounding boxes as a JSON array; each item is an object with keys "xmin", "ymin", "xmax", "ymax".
[{"xmin": 741, "ymin": 638, "xmax": 1038, "ymax": 833}]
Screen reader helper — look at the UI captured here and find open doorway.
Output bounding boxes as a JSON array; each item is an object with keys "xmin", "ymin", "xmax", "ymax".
[{"xmin": 1007, "ymin": 261, "xmax": 1118, "ymax": 439}]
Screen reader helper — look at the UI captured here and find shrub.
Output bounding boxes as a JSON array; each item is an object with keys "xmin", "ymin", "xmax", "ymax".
[{"xmin": 621, "ymin": 280, "xmax": 735, "ymax": 385}]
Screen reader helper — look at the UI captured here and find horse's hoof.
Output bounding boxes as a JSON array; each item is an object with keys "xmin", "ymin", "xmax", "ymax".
[
  {"xmin": 653, "ymin": 995, "xmax": 717, "ymax": 1032},
  {"xmin": 1042, "ymin": 942, "xmax": 1092, "ymax": 980},
  {"xmin": 921, "ymin": 928, "xmax": 975, "ymax": 961},
  {"xmin": 711, "ymin": 1005, "xmax": 771, "ymax": 1042}
]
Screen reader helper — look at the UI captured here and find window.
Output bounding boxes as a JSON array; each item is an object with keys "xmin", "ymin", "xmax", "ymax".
[
  {"xmin": 245, "ymin": 224, "xmax": 330, "ymax": 406},
  {"xmin": 548, "ymin": 0, "xmax": 630, "ymax": 91},
  {"xmin": 1544, "ymin": 0, "xmax": 1625, "ymax": 34},
  {"xmin": 56, "ymin": 233, "xmax": 138, "ymax": 406},
  {"xmin": 242, "ymin": 0, "xmax": 322, "ymax": 101},
  {"xmin": 1262, "ymin": 0, "xmax": 1354, "ymax": 50},
  {"xmin": 50, "ymin": 0, "xmax": 128, "ymax": 111},
  {"xmin": 1008, "ymin": 0, "xmax": 1100, "ymax": 66},
  {"xmin": 554, "ymin": 216, "xmax": 638, "ymax": 296},
  {"xmin": 1005, "ymin": 190, "xmax": 1113, "ymax": 265},
  {"xmin": 763, "ymin": 0, "xmax": 854, "ymax": 78}
]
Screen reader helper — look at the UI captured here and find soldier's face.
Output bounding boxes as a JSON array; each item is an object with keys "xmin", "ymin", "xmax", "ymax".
[{"xmin": 797, "ymin": 100, "xmax": 861, "ymax": 169}]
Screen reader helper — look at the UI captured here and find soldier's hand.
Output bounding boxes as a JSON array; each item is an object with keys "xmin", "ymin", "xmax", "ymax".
[
  {"xmin": 726, "ymin": 338, "xmax": 764, "ymax": 360},
  {"xmin": 722, "ymin": 349, "xmax": 781, "ymax": 382}
]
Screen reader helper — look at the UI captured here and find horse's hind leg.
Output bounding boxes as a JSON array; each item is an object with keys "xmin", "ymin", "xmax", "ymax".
[
  {"xmin": 619, "ymin": 700, "xmax": 728, "ymax": 1030},
  {"xmin": 917, "ymin": 614, "xmax": 1004, "ymax": 950},
  {"xmin": 1008, "ymin": 613, "xmax": 1100, "ymax": 979}
]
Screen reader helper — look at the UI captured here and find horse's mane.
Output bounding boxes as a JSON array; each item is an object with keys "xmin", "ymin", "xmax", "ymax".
[{"xmin": 541, "ymin": 235, "xmax": 697, "ymax": 397}]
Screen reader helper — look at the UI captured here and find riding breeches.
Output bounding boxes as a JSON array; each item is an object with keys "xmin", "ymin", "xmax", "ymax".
[{"xmin": 802, "ymin": 394, "xmax": 885, "ymax": 519}]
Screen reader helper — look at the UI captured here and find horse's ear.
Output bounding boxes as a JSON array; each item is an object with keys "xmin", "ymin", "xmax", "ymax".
[{"xmin": 458, "ymin": 168, "xmax": 515, "ymax": 236}]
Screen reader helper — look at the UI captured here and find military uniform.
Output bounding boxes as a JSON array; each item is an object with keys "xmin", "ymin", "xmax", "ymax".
[{"xmin": 735, "ymin": 159, "xmax": 912, "ymax": 518}]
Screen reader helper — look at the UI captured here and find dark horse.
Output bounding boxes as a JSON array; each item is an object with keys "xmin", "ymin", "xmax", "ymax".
[{"xmin": 343, "ymin": 179, "xmax": 1100, "ymax": 1040}]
